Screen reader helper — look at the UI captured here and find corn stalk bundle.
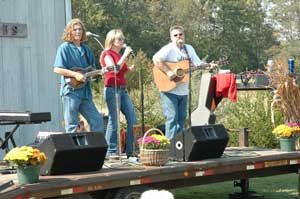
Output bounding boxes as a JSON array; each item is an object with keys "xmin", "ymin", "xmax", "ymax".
[{"xmin": 269, "ymin": 59, "xmax": 300, "ymax": 124}]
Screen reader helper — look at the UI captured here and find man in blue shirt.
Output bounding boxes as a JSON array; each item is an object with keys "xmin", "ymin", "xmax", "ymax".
[{"xmin": 53, "ymin": 18, "xmax": 103, "ymax": 133}]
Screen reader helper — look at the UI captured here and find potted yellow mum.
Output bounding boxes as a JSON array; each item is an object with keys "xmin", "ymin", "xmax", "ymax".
[
  {"xmin": 4, "ymin": 146, "xmax": 47, "ymax": 184},
  {"xmin": 272, "ymin": 123, "xmax": 300, "ymax": 151}
]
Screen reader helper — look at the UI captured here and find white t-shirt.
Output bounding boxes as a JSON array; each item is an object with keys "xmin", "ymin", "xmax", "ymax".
[{"xmin": 153, "ymin": 42, "xmax": 203, "ymax": 95}]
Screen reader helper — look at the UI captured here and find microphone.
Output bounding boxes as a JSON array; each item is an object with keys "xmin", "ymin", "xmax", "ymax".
[
  {"xmin": 86, "ymin": 31, "xmax": 100, "ymax": 38},
  {"xmin": 123, "ymin": 44, "xmax": 135, "ymax": 57}
]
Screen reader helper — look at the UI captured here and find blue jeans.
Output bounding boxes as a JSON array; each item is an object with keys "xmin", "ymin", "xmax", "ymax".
[
  {"xmin": 104, "ymin": 87, "xmax": 137, "ymax": 155},
  {"xmin": 62, "ymin": 93, "xmax": 104, "ymax": 133},
  {"xmin": 160, "ymin": 92, "xmax": 187, "ymax": 140}
]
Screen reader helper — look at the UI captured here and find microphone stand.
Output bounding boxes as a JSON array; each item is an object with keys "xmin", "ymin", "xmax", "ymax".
[
  {"xmin": 183, "ymin": 45, "xmax": 192, "ymax": 162},
  {"xmin": 90, "ymin": 36, "xmax": 105, "ymax": 50},
  {"xmin": 128, "ymin": 52, "xmax": 144, "ymax": 155},
  {"xmin": 182, "ymin": 45, "xmax": 192, "ymax": 129},
  {"xmin": 137, "ymin": 54, "xmax": 145, "ymax": 135},
  {"xmin": 88, "ymin": 35, "xmax": 123, "ymax": 162},
  {"xmin": 187, "ymin": 64, "xmax": 192, "ymax": 129},
  {"xmin": 114, "ymin": 67, "xmax": 122, "ymax": 162},
  {"xmin": 115, "ymin": 50, "xmax": 136, "ymax": 162}
]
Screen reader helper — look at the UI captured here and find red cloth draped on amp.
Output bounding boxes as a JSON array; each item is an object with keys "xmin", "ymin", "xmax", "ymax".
[{"xmin": 212, "ymin": 73, "xmax": 237, "ymax": 109}]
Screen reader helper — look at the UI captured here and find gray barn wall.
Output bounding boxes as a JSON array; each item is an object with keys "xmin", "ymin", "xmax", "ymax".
[{"xmin": 0, "ymin": 0, "xmax": 71, "ymax": 159}]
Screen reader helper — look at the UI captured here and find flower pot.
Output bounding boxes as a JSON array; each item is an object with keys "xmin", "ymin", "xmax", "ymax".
[
  {"xmin": 17, "ymin": 165, "xmax": 40, "ymax": 184},
  {"xmin": 279, "ymin": 137, "xmax": 295, "ymax": 152}
]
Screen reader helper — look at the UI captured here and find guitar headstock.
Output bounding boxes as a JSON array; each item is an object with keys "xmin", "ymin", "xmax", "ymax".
[
  {"xmin": 208, "ymin": 56, "xmax": 229, "ymax": 71},
  {"xmin": 216, "ymin": 55, "xmax": 229, "ymax": 66}
]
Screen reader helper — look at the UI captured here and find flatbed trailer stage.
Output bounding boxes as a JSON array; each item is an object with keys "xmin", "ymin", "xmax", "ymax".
[{"xmin": 1, "ymin": 147, "xmax": 300, "ymax": 199}]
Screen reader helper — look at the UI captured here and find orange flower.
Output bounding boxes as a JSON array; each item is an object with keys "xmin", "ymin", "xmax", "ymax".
[{"xmin": 4, "ymin": 146, "xmax": 48, "ymax": 167}]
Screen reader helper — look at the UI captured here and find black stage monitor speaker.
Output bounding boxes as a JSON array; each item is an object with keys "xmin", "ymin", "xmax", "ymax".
[
  {"xmin": 170, "ymin": 124, "xmax": 229, "ymax": 161},
  {"xmin": 38, "ymin": 132, "xmax": 107, "ymax": 175}
]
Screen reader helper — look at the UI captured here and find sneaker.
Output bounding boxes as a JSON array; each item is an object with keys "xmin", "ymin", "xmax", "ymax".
[
  {"xmin": 127, "ymin": 152, "xmax": 138, "ymax": 159},
  {"xmin": 128, "ymin": 156, "xmax": 139, "ymax": 164},
  {"xmin": 126, "ymin": 154, "xmax": 133, "ymax": 159},
  {"xmin": 105, "ymin": 152, "xmax": 117, "ymax": 160}
]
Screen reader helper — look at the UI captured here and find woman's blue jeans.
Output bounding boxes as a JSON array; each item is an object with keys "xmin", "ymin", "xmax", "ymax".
[
  {"xmin": 104, "ymin": 87, "xmax": 137, "ymax": 155},
  {"xmin": 160, "ymin": 92, "xmax": 187, "ymax": 140},
  {"xmin": 62, "ymin": 93, "xmax": 104, "ymax": 133}
]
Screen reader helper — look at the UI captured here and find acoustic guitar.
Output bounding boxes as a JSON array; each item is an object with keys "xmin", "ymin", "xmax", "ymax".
[
  {"xmin": 153, "ymin": 60, "xmax": 209, "ymax": 92},
  {"xmin": 153, "ymin": 59, "xmax": 228, "ymax": 92},
  {"xmin": 65, "ymin": 65, "xmax": 119, "ymax": 89}
]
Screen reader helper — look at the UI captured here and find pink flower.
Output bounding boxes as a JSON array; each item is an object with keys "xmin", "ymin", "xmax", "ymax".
[
  {"xmin": 137, "ymin": 136, "xmax": 163, "ymax": 149},
  {"xmin": 138, "ymin": 136, "xmax": 160, "ymax": 145},
  {"xmin": 286, "ymin": 122, "xmax": 300, "ymax": 127}
]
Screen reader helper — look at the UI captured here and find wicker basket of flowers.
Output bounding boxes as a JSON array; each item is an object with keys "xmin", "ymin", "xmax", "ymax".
[{"xmin": 138, "ymin": 128, "xmax": 170, "ymax": 166}]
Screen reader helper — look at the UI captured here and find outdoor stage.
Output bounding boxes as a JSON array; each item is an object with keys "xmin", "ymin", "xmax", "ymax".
[{"xmin": 1, "ymin": 147, "xmax": 300, "ymax": 199}]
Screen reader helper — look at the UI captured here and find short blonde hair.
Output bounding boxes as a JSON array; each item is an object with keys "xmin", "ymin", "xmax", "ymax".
[
  {"xmin": 62, "ymin": 18, "xmax": 87, "ymax": 42},
  {"xmin": 104, "ymin": 29, "xmax": 125, "ymax": 50}
]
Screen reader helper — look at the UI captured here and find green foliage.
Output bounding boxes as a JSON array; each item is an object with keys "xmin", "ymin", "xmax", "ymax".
[
  {"xmin": 174, "ymin": 174, "xmax": 298, "ymax": 199},
  {"xmin": 265, "ymin": 0, "xmax": 300, "ymax": 61},
  {"xmin": 123, "ymin": 50, "xmax": 164, "ymax": 128},
  {"xmin": 266, "ymin": 0, "xmax": 300, "ymax": 41},
  {"xmin": 211, "ymin": 0, "xmax": 275, "ymax": 72},
  {"xmin": 72, "ymin": 0, "xmax": 277, "ymax": 73},
  {"xmin": 71, "ymin": 0, "xmax": 295, "ymax": 148},
  {"xmin": 267, "ymin": 40, "xmax": 300, "ymax": 61},
  {"xmin": 129, "ymin": 84, "xmax": 164, "ymax": 128},
  {"xmin": 216, "ymin": 91, "xmax": 281, "ymax": 148},
  {"xmin": 125, "ymin": 50, "xmax": 153, "ymax": 91}
]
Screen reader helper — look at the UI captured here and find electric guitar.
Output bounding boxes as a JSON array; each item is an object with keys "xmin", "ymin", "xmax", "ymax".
[
  {"xmin": 153, "ymin": 58, "xmax": 228, "ymax": 92},
  {"xmin": 65, "ymin": 65, "xmax": 119, "ymax": 89}
]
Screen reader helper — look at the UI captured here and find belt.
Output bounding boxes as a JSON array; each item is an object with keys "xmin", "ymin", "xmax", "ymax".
[{"xmin": 106, "ymin": 85, "xmax": 126, "ymax": 89}]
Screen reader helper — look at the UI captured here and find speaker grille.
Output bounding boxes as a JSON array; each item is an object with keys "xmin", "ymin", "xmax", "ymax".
[
  {"xmin": 170, "ymin": 124, "xmax": 229, "ymax": 161},
  {"xmin": 38, "ymin": 132, "xmax": 107, "ymax": 175}
]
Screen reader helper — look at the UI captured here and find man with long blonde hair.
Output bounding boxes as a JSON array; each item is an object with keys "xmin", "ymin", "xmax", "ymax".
[{"xmin": 53, "ymin": 18, "xmax": 103, "ymax": 133}]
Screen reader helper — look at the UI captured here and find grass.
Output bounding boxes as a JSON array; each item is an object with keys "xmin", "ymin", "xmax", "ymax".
[{"xmin": 173, "ymin": 174, "xmax": 299, "ymax": 199}]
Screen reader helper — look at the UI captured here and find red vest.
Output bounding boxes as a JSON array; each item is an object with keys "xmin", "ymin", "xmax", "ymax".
[{"xmin": 100, "ymin": 50, "xmax": 128, "ymax": 86}]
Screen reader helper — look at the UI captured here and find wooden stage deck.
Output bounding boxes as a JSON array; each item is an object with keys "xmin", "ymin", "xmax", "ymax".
[{"xmin": 1, "ymin": 147, "xmax": 300, "ymax": 199}]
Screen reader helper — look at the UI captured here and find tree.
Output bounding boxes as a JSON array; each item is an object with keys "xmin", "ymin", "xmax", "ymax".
[
  {"xmin": 72, "ymin": 0, "xmax": 276, "ymax": 72},
  {"xmin": 209, "ymin": 0, "xmax": 275, "ymax": 72},
  {"xmin": 266, "ymin": 0, "xmax": 300, "ymax": 41},
  {"xmin": 265, "ymin": 0, "xmax": 300, "ymax": 60}
]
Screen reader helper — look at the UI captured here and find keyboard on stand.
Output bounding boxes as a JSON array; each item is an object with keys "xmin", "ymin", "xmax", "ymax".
[{"xmin": 0, "ymin": 111, "xmax": 51, "ymax": 152}]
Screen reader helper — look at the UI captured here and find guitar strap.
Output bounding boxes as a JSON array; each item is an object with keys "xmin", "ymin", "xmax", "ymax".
[{"xmin": 183, "ymin": 45, "xmax": 192, "ymax": 64}]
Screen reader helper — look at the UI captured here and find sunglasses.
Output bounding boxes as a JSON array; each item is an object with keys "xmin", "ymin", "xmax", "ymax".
[
  {"xmin": 116, "ymin": 38, "xmax": 124, "ymax": 41},
  {"xmin": 173, "ymin": 33, "xmax": 183, "ymax": 37}
]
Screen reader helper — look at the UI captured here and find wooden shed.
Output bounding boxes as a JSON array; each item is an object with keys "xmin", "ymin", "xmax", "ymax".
[{"xmin": 0, "ymin": 0, "xmax": 72, "ymax": 159}]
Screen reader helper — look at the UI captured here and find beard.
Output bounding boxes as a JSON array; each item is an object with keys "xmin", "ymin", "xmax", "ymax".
[{"xmin": 176, "ymin": 38, "xmax": 184, "ymax": 47}]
